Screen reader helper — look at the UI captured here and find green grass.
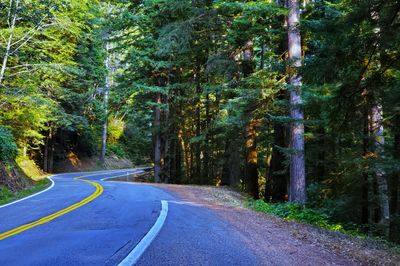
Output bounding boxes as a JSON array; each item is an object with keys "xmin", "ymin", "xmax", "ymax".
[{"xmin": 0, "ymin": 179, "xmax": 51, "ymax": 206}]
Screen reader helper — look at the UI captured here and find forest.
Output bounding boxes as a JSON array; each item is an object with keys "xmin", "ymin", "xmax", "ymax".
[{"xmin": 0, "ymin": 0, "xmax": 399, "ymax": 243}]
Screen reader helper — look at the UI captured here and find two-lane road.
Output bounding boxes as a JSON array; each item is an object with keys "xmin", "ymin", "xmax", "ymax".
[{"xmin": 0, "ymin": 169, "xmax": 258, "ymax": 265}]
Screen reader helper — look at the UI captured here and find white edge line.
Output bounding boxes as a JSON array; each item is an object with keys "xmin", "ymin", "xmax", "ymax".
[
  {"xmin": 118, "ymin": 200, "xmax": 169, "ymax": 266},
  {"xmin": 0, "ymin": 176, "xmax": 55, "ymax": 209}
]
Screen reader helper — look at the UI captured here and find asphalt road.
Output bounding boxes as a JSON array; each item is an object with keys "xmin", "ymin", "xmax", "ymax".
[{"xmin": 0, "ymin": 169, "xmax": 258, "ymax": 265}]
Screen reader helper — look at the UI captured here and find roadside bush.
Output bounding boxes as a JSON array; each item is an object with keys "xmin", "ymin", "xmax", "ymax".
[
  {"xmin": 0, "ymin": 126, "xmax": 18, "ymax": 161},
  {"xmin": 107, "ymin": 143, "xmax": 128, "ymax": 158},
  {"xmin": 250, "ymin": 200, "xmax": 344, "ymax": 232},
  {"xmin": 0, "ymin": 186, "xmax": 14, "ymax": 203}
]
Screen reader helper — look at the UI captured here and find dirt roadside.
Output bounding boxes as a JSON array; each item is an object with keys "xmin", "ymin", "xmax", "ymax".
[{"xmin": 152, "ymin": 184, "xmax": 400, "ymax": 266}]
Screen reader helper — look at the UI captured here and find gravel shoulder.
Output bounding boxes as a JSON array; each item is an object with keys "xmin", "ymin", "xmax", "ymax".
[{"xmin": 151, "ymin": 184, "xmax": 400, "ymax": 266}]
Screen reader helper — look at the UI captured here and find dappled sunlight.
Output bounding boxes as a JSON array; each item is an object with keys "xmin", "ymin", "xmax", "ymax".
[
  {"xmin": 67, "ymin": 152, "xmax": 81, "ymax": 168},
  {"xmin": 15, "ymin": 156, "xmax": 43, "ymax": 181}
]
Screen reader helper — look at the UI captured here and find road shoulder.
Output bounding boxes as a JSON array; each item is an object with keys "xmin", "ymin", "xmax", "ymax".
[{"xmin": 153, "ymin": 184, "xmax": 400, "ymax": 266}]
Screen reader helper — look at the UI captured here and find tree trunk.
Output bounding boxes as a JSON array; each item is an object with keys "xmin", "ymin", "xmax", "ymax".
[
  {"xmin": 265, "ymin": 122, "xmax": 287, "ymax": 201},
  {"xmin": 245, "ymin": 119, "xmax": 260, "ymax": 199},
  {"xmin": 288, "ymin": 0, "xmax": 306, "ymax": 204},
  {"xmin": 370, "ymin": 102, "xmax": 390, "ymax": 234},
  {"xmin": 100, "ymin": 25, "xmax": 111, "ymax": 163},
  {"xmin": 48, "ymin": 135, "xmax": 54, "ymax": 173},
  {"xmin": 154, "ymin": 92, "xmax": 162, "ymax": 183},
  {"xmin": 390, "ymin": 114, "xmax": 400, "ymax": 242},
  {"xmin": 0, "ymin": 0, "xmax": 20, "ymax": 84},
  {"xmin": 43, "ymin": 127, "xmax": 54, "ymax": 173},
  {"xmin": 194, "ymin": 69, "xmax": 202, "ymax": 184},
  {"xmin": 362, "ymin": 107, "xmax": 369, "ymax": 225},
  {"xmin": 265, "ymin": 1, "xmax": 288, "ymax": 202},
  {"xmin": 242, "ymin": 40, "xmax": 259, "ymax": 198},
  {"xmin": 221, "ymin": 134, "xmax": 242, "ymax": 187},
  {"xmin": 163, "ymin": 96, "xmax": 170, "ymax": 183},
  {"xmin": 43, "ymin": 130, "xmax": 49, "ymax": 173},
  {"xmin": 203, "ymin": 92, "xmax": 210, "ymax": 183}
]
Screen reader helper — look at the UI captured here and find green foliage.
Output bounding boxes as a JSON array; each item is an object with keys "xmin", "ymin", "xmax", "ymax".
[
  {"xmin": 107, "ymin": 117, "xmax": 125, "ymax": 144},
  {"xmin": 0, "ymin": 126, "xmax": 18, "ymax": 161},
  {"xmin": 0, "ymin": 0, "xmax": 399, "ymax": 245},
  {"xmin": 107, "ymin": 143, "xmax": 128, "ymax": 158},
  {"xmin": 0, "ymin": 186, "xmax": 14, "ymax": 203},
  {"xmin": 249, "ymin": 199, "xmax": 345, "ymax": 232}
]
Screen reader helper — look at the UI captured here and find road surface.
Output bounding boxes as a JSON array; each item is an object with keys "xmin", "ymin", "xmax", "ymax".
[{"xmin": 0, "ymin": 169, "xmax": 258, "ymax": 265}]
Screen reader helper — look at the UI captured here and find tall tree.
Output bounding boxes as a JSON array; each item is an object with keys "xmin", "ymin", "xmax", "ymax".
[
  {"xmin": 287, "ymin": 0, "xmax": 306, "ymax": 204},
  {"xmin": 99, "ymin": 3, "xmax": 113, "ymax": 163}
]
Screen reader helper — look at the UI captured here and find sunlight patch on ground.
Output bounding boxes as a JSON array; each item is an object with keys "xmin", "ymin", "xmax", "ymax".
[{"xmin": 15, "ymin": 156, "xmax": 44, "ymax": 181}]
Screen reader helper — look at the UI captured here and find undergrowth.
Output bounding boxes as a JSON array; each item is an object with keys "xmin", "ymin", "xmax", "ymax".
[{"xmin": 247, "ymin": 199, "xmax": 360, "ymax": 234}]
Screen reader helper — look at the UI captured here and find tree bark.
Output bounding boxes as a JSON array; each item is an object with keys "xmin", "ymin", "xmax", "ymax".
[
  {"xmin": 162, "ymin": 94, "xmax": 170, "ymax": 183},
  {"xmin": 43, "ymin": 130, "xmax": 49, "ymax": 173},
  {"xmin": 48, "ymin": 135, "xmax": 54, "ymax": 173},
  {"xmin": 154, "ymin": 92, "xmax": 162, "ymax": 183},
  {"xmin": 265, "ymin": 122, "xmax": 287, "ymax": 201},
  {"xmin": 369, "ymin": 102, "xmax": 390, "ymax": 234},
  {"xmin": 0, "ymin": 0, "xmax": 20, "ymax": 84},
  {"xmin": 390, "ymin": 114, "xmax": 400, "ymax": 241},
  {"xmin": 99, "ymin": 8, "xmax": 111, "ymax": 163},
  {"xmin": 242, "ymin": 40, "xmax": 259, "ymax": 198},
  {"xmin": 245, "ymin": 119, "xmax": 260, "ymax": 199},
  {"xmin": 288, "ymin": 0, "xmax": 306, "ymax": 204},
  {"xmin": 362, "ymin": 107, "xmax": 369, "ymax": 225},
  {"xmin": 195, "ymin": 81, "xmax": 202, "ymax": 183},
  {"xmin": 203, "ymin": 92, "xmax": 210, "ymax": 183}
]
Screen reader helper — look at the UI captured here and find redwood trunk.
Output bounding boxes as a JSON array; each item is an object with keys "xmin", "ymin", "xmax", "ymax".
[
  {"xmin": 288, "ymin": 0, "xmax": 306, "ymax": 204},
  {"xmin": 245, "ymin": 120, "xmax": 260, "ymax": 199}
]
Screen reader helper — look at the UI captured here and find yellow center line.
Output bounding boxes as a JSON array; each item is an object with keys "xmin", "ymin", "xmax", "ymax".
[{"xmin": 0, "ymin": 173, "xmax": 107, "ymax": 241}]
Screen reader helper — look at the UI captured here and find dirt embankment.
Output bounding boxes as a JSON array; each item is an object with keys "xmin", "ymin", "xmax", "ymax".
[
  {"xmin": 53, "ymin": 153, "xmax": 133, "ymax": 173},
  {"xmin": 0, "ymin": 161, "xmax": 32, "ymax": 191},
  {"xmin": 154, "ymin": 184, "xmax": 400, "ymax": 266}
]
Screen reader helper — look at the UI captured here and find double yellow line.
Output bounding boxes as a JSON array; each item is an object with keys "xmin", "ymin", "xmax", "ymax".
[{"xmin": 0, "ymin": 173, "xmax": 105, "ymax": 241}]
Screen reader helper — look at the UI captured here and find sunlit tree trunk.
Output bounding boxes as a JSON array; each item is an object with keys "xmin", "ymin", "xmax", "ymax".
[
  {"xmin": 0, "ymin": 0, "xmax": 19, "ymax": 84},
  {"xmin": 245, "ymin": 119, "xmax": 260, "ymax": 199},
  {"xmin": 154, "ymin": 92, "xmax": 162, "ymax": 183},
  {"xmin": 370, "ymin": 102, "xmax": 390, "ymax": 234},
  {"xmin": 99, "ymin": 3, "xmax": 112, "ymax": 163},
  {"xmin": 288, "ymin": 0, "xmax": 306, "ymax": 204},
  {"xmin": 99, "ymin": 39, "xmax": 110, "ymax": 163}
]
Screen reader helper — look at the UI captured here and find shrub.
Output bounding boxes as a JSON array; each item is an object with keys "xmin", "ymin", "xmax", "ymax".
[
  {"xmin": 250, "ymin": 199, "xmax": 344, "ymax": 232},
  {"xmin": 0, "ymin": 126, "xmax": 18, "ymax": 161},
  {"xmin": 107, "ymin": 143, "xmax": 128, "ymax": 158}
]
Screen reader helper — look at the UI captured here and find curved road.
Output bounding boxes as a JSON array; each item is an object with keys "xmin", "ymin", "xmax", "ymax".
[{"xmin": 0, "ymin": 169, "xmax": 258, "ymax": 265}]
